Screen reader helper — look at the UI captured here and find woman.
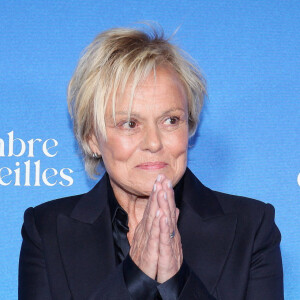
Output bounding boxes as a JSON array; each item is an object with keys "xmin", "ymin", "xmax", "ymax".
[{"xmin": 19, "ymin": 26, "xmax": 283, "ymax": 300}]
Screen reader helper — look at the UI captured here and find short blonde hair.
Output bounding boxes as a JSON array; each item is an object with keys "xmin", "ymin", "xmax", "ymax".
[{"xmin": 68, "ymin": 25, "xmax": 206, "ymax": 177}]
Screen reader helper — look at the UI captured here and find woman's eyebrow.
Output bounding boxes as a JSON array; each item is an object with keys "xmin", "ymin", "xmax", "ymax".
[
  {"xmin": 114, "ymin": 108, "xmax": 186, "ymax": 117},
  {"xmin": 114, "ymin": 111, "xmax": 138, "ymax": 116},
  {"xmin": 106, "ymin": 107, "xmax": 187, "ymax": 123},
  {"xmin": 161, "ymin": 108, "xmax": 186, "ymax": 115}
]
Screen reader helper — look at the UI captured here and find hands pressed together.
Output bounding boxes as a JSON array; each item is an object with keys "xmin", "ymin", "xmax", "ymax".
[{"xmin": 129, "ymin": 174, "xmax": 183, "ymax": 283}]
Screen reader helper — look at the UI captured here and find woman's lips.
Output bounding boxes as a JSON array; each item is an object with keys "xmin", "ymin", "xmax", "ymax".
[{"xmin": 136, "ymin": 162, "xmax": 168, "ymax": 170}]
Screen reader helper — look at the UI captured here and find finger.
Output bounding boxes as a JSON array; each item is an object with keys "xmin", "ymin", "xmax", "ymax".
[
  {"xmin": 142, "ymin": 178, "xmax": 157, "ymax": 219},
  {"xmin": 144, "ymin": 185, "xmax": 158, "ymax": 232},
  {"xmin": 137, "ymin": 208, "xmax": 160, "ymax": 278},
  {"xmin": 129, "ymin": 222, "xmax": 143, "ymax": 261},
  {"xmin": 145, "ymin": 176, "xmax": 163, "ymax": 232},
  {"xmin": 146, "ymin": 209, "xmax": 161, "ymax": 256},
  {"xmin": 157, "ymin": 214, "xmax": 176, "ymax": 283},
  {"xmin": 157, "ymin": 189, "xmax": 173, "ymax": 235},
  {"xmin": 130, "ymin": 209, "xmax": 162, "ymax": 279},
  {"xmin": 176, "ymin": 208, "xmax": 180, "ymax": 223},
  {"xmin": 159, "ymin": 214, "xmax": 173, "ymax": 258},
  {"xmin": 143, "ymin": 174, "xmax": 163, "ymax": 215},
  {"xmin": 160, "ymin": 214, "xmax": 183, "ymax": 271},
  {"xmin": 173, "ymin": 209, "xmax": 181, "ymax": 252},
  {"xmin": 162, "ymin": 178, "xmax": 177, "ymax": 229}
]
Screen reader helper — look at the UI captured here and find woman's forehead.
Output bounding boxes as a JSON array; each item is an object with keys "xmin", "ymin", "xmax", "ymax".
[
  {"xmin": 106, "ymin": 78, "xmax": 188, "ymax": 117},
  {"xmin": 106, "ymin": 67, "xmax": 188, "ymax": 115}
]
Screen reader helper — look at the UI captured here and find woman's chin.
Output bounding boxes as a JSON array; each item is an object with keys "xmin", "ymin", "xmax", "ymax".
[{"xmin": 133, "ymin": 186, "xmax": 153, "ymax": 197}]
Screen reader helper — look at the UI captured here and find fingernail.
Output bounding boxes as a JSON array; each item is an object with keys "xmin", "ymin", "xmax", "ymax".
[
  {"xmin": 157, "ymin": 174, "xmax": 162, "ymax": 182},
  {"xmin": 153, "ymin": 183, "xmax": 156, "ymax": 192},
  {"xmin": 167, "ymin": 180, "xmax": 172, "ymax": 188},
  {"xmin": 165, "ymin": 217, "xmax": 168, "ymax": 224},
  {"xmin": 156, "ymin": 210, "xmax": 160, "ymax": 217},
  {"xmin": 164, "ymin": 192, "xmax": 167, "ymax": 200}
]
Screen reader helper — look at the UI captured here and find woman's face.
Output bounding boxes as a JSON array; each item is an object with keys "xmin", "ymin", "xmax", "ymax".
[{"xmin": 90, "ymin": 67, "xmax": 189, "ymax": 197}]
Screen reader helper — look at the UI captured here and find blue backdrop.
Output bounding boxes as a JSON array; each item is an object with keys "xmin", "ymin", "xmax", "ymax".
[{"xmin": 1, "ymin": 1, "xmax": 299, "ymax": 299}]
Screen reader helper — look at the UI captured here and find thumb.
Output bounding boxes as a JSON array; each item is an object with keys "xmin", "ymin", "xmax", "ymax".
[{"xmin": 176, "ymin": 208, "xmax": 180, "ymax": 223}]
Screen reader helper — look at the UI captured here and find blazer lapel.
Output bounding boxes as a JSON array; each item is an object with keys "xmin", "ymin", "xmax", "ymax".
[
  {"xmin": 57, "ymin": 176, "xmax": 116, "ymax": 300},
  {"xmin": 178, "ymin": 169, "xmax": 237, "ymax": 294}
]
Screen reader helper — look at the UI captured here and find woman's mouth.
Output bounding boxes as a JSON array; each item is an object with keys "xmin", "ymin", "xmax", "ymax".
[{"xmin": 136, "ymin": 162, "xmax": 168, "ymax": 170}]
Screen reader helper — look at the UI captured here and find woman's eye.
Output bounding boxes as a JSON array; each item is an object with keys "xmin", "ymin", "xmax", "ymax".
[
  {"xmin": 128, "ymin": 121, "xmax": 137, "ymax": 128},
  {"xmin": 121, "ymin": 120, "xmax": 137, "ymax": 129},
  {"xmin": 165, "ymin": 116, "xmax": 180, "ymax": 125}
]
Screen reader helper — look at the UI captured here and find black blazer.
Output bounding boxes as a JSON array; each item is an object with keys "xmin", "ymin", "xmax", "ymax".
[{"xmin": 19, "ymin": 169, "xmax": 283, "ymax": 299}]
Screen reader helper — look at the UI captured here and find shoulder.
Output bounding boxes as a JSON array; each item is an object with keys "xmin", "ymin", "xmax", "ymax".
[
  {"xmin": 23, "ymin": 194, "xmax": 84, "ymax": 235},
  {"xmin": 214, "ymin": 190, "xmax": 274, "ymax": 214},
  {"xmin": 212, "ymin": 190, "xmax": 277, "ymax": 232},
  {"xmin": 22, "ymin": 175, "xmax": 108, "ymax": 234},
  {"xmin": 32, "ymin": 193, "xmax": 83, "ymax": 217},
  {"xmin": 183, "ymin": 168, "xmax": 276, "ymax": 226},
  {"xmin": 25, "ymin": 175, "xmax": 106, "ymax": 222}
]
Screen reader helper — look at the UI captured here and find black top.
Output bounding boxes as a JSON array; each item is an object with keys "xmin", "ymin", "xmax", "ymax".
[
  {"xmin": 18, "ymin": 168, "xmax": 283, "ymax": 299},
  {"xmin": 106, "ymin": 174, "xmax": 190, "ymax": 300}
]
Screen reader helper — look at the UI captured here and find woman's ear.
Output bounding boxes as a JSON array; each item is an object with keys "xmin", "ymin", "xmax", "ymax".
[{"xmin": 88, "ymin": 134, "xmax": 101, "ymax": 156}]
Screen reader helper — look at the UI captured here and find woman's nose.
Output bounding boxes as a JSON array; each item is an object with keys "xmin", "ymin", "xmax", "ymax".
[{"xmin": 141, "ymin": 125, "xmax": 163, "ymax": 153}]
